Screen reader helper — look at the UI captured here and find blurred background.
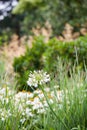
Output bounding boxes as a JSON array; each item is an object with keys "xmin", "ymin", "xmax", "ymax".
[
  {"xmin": 0, "ymin": 0, "xmax": 87, "ymax": 41},
  {"xmin": 0, "ymin": 0, "xmax": 87, "ymax": 81}
]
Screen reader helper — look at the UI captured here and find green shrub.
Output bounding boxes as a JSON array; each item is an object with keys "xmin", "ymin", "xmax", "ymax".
[
  {"xmin": 13, "ymin": 36, "xmax": 47, "ymax": 90},
  {"xmin": 13, "ymin": 36, "xmax": 87, "ymax": 91},
  {"xmin": 0, "ymin": 34, "xmax": 8, "ymax": 46},
  {"xmin": 43, "ymin": 36, "xmax": 87, "ymax": 72}
]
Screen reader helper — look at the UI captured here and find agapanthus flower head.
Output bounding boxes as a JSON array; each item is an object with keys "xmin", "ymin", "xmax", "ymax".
[{"xmin": 27, "ymin": 70, "xmax": 50, "ymax": 88}]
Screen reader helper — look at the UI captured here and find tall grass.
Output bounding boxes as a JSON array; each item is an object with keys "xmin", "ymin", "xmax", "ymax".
[
  {"xmin": 40, "ymin": 60, "xmax": 87, "ymax": 130},
  {"xmin": 0, "ymin": 59, "xmax": 87, "ymax": 130}
]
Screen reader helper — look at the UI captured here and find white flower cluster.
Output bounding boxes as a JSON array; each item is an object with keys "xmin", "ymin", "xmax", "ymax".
[
  {"xmin": 27, "ymin": 70, "xmax": 50, "ymax": 88},
  {"xmin": 0, "ymin": 78, "xmax": 85, "ymax": 129},
  {"xmin": 14, "ymin": 90, "xmax": 48, "ymax": 116},
  {"xmin": 0, "ymin": 109, "xmax": 12, "ymax": 121},
  {"xmin": 0, "ymin": 87, "xmax": 15, "ymax": 104},
  {"xmin": 0, "ymin": 87, "xmax": 15, "ymax": 121},
  {"xmin": 0, "ymin": 85, "xmax": 63, "ymax": 128}
]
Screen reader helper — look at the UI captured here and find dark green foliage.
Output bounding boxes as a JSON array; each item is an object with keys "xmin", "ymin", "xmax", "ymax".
[
  {"xmin": 13, "ymin": 36, "xmax": 87, "ymax": 90},
  {"xmin": 13, "ymin": 0, "xmax": 87, "ymax": 35}
]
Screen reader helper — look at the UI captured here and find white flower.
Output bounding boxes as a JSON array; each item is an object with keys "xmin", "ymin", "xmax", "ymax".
[
  {"xmin": 25, "ymin": 108, "xmax": 34, "ymax": 117},
  {"xmin": 0, "ymin": 88, "xmax": 6, "ymax": 95},
  {"xmin": 38, "ymin": 93, "xmax": 44, "ymax": 98},
  {"xmin": 26, "ymin": 112, "xmax": 34, "ymax": 117},
  {"xmin": 49, "ymin": 99, "xmax": 53, "ymax": 104},
  {"xmin": 44, "ymin": 87, "xmax": 50, "ymax": 92},
  {"xmin": 1, "ymin": 117, "xmax": 5, "ymax": 121},
  {"xmin": 37, "ymin": 108, "xmax": 45, "ymax": 114},
  {"xmin": 26, "ymin": 100, "xmax": 33, "ymax": 105},
  {"xmin": 25, "ymin": 108, "xmax": 31, "ymax": 113},
  {"xmin": 27, "ymin": 70, "xmax": 50, "ymax": 87},
  {"xmin": 34, "ymin": 89, "xmax": 42, "ymax": 95},
  {"xmin": 20, "ymin": 118, "xmax": 26, "ymax": 124},
  {"xmin": 0, "ymin": 109, "xmax": 12, "ymax": 121},
  {"xmin": 54, "ymin": 85, "xmax": 59, "ymax": 89},
  {"xmin": 50, "ymin": 90, "xmax": 63, "ymax": 102},
  {"xmin": 32, "ymin": 97, "xmax": 40, "ymax": 104},
  {"xmin": 15, "ymin": 92, "xmax": 34, "ymax": 101},
  {"xmin": 33, "ymin": 103, "xmax": 43, "ymax": 110},
  {"xmin": 32, "ymin": 97, "xmax": 43, "ymax": 110}
]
